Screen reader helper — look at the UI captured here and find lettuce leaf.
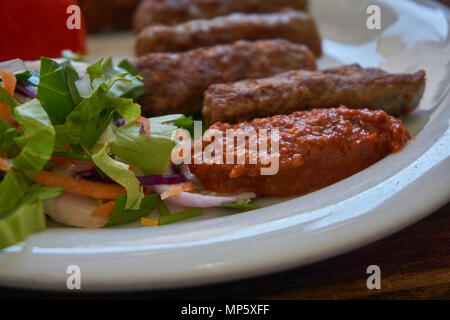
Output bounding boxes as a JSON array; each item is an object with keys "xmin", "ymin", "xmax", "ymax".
[
  {"xmin": 106, "ymin": 194, "xmax": 158, "ymax": 227},
  {"xmin": 0, "ymin": 170, "xmax": 62, "ymax": 249},
  {"xmin": 0, "ymin": 201, "xmax": 46, "ymax": 250},
  {"xmin": 0, "ymin": 180, "xmax": 61, "ymax": 250},
  {"xmin": 54, "ymin": 82, "xmax": 140, "ymax": 151},
  {"xmin": 61, "ymin": 60, "xmax": 82, "ymax": 106},
  {"xmin": 220, "ymin": 203, "xmax": 260, "ymax": 211},
  {"xmin": 37, "ymin": 58, "xmax": 78, "ymax": 124},
  {"xmin": 43, "ymin": 57, "xmax": 143, "ymax": 152},
  {"xmin": 91, "ymin": 143, "xmax": 144, "ymax": 209},
  {"xmin": 118, "ymin": 59, "xmax": 138, "ymax": 76},
  {"xmin": 111, "ymin": 120, "xmax": 176, "ymax": 175},
  {"xmin": 149, "ymin": 114, "xmax": 195, "ymax": 136},
  {"xmin": 12, "ymin": 99, "xmax": 56, "ymax": 179},
  {"xmin": 158, "ymin": 208, "xmax": 203, "ymax": 225},
  {"xmin": 0, "ymin": 170, "xmax": 28, "ymax": 215},
  {"xmin": 21, "ymin": 183, "xmax": 63, "ymax": 204},
  {"xmin": 79, "ymin": 57, "xmax": 145, "ymax": 99},
  {"xmin": 0, "ymin": 119, "xmax": 21, "ymax": 156},
  {"xmin": 0, "ymin": 97, "xmax": 59, "ymax": 250},
  {"xmin": 0, "ymin": 169, "xmax": 61, "ymax": 215},
  {"xmin": 173, "ymin": 116, "xmax": 195, "ymax": 136}
]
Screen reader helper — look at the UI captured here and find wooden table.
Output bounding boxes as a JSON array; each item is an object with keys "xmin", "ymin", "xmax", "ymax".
[{"xmin": 1, "ymin": 201, "xmax": 448, "ymax": 299}]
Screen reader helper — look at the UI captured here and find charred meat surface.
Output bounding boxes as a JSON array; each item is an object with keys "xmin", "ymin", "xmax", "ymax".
[
  {"xmin": 134, "ymin": 0, "xmax": 308, "ymax": 32},
  {"xmin": 77, "ymin": 0, "xmax": 141, "ymax": 32},
  {"xmin": 190, "ymin": 107, "xmax": 411, "ymax": 197},
  {"xmin": 203, "ymin": 64, "xmax": 426, "ymax": 124},
  {"xmin": 134, "ymin": 39, "xmax": 317, "ymax": 116},
  {"xmin": 135, "ymin": 10, "xmax": 322, "ymax": 56}
]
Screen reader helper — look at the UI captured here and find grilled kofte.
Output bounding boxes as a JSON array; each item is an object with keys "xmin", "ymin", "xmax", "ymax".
[
  {"xmin": 135, "ymin": 10, "xmax": 322, "ymax": 56},
  {"xmin": 134, "ymin": 39, "xmax": 317, "ymax": 116},
  {"xmin": 190, "ymin": 107, "xmax": 411, "ymax": 197},
  {"xmin": 134, "ymin": 0, "xmax": 309, "ymax": 32},
  {"xmin": 203, "ymin": 64, "xmax": 426, "ymax": 124}
]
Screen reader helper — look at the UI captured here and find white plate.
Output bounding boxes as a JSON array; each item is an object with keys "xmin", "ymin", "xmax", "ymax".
[{"xmin": 0, "ymin": 0, "xmax": 449, "ymax": 292}]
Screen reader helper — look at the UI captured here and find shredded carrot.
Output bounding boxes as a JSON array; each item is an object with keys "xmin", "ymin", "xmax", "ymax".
[
  {"xmin": 0, "ymin": 70, "xmax": 16, "ymax": 97},
  {"xmin": 0, "ymin": 70, "xmax": 17, "ymax": 122},
  {"xmin": 0, "ymin": 157, "xmax": 11, "ymax": 172},
  {"xmin": 91, "ymin": 200, "xmax": 116, "ymax": 218},
  {"xmin": 160, "ymin": 181, "xmax": 195, "ymax": 200},
  {"xmin": 34, "ymin": 171, "xmax": 126, "ymax": 199},
  {"xmin": 131, "ymin": 116, "xmax": 151, "ymax": 140}
]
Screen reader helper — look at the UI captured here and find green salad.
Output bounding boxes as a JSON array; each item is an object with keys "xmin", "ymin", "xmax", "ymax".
[{"xmin": 0, "ymin": 55, "xmax": 258, "ymax": 250}]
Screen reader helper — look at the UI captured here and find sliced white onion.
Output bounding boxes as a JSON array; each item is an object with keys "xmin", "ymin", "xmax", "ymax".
[
  {"xmin": 44, "ymin": 192, "xmax": 108, "ymax": 229},
  {"xmin": 153, "ymin": 184, "xmax": 256, "ymax": 208},
  {"xmin": 0, "ymin": 58, "xmax": 28, "ymax": 73}
]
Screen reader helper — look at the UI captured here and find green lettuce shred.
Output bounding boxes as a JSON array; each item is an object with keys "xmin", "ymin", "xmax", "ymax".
[
  {"xmin": 111, "ymin": 120, "xmax": 176, "ymax": 175},
  {"xmin": 12, "ymin": 99, "xmax": 55, "ymax": 178},
  {"xmin": 0, "ymin": 119, "xmax": 21, "ymax": 156},
  {"xmin": 106, "ymin": 194, "xmax": 158, "ymax": 227},
  {"xmin": 54, "ymin": 82, "xmax": 140, "ymax": 151},
  {"xmin": 91, "ymin": 143, "xmax": 144, "ymax": 210},
  {"xmin": 36, "ymin": 57, "xmax": 78, "ymax": 125},
  {"xmin": 0, "ymin": 171, "xmax": 62, "ymax": 250},
  {"xmin": 0, "ymin": 171, "xmax": 29, "ymax": 215},
  {"xmin": 220, "ymin": 203, "xmax": 260, "ymax": 211},
  {"xmin": 0, "ymin": 202, "xmax": 46, "ymax": 250},
  {"xmin": 77, "ymin": 57, "xmax": 145, "ymax": 99}
]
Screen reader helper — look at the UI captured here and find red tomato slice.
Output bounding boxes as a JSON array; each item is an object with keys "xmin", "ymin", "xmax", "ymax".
[{"xmin": 0, "ymin": 0, "xmax": 87, "ymax": 61}]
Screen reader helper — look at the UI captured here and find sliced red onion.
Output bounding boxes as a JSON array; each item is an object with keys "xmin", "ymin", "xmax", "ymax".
[
  {"xmin": 154, "ymin": 184, "xmax": 256, "ymax": 208},
  {"xmin": 75, "ymin": 169, "xmax": 115, "ymax": 183},
  {"xmin": 137, "ymin": 174, "xmax": 184, "ymax": 185},
  {"xmin": 75, "ymin": 168, "xmax": 184, "ymax": 186},
  {"xmin": 115, "ymin": 118, "xmax": 127, "ymax": 126},
  {"xmin": 76, "ymin": 170, "xmax": 94, "ymax": 179},
  {"xmin": 15, "ymin": 83, "xmax": 37, "ymax": 98}
]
